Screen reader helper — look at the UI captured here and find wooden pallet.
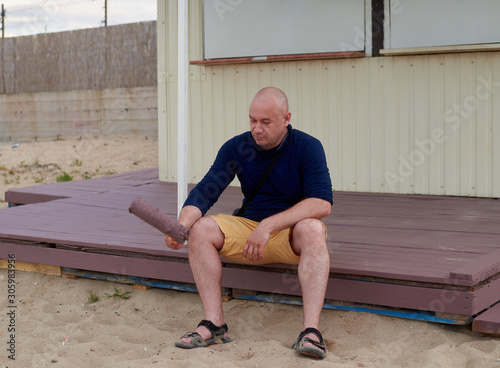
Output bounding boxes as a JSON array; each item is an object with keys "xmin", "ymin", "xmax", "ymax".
[
  {"xmin": 0, "ymin": 257, "xmax": 472, "ymax": 324},
  {"xmin": 61, "ymin": 267, "xmax": 233, "ymax": 301},
  {"xmin": 232, "ymin": 289, "xmax": 473, "ymax": 325},
  {"xmin": 0, "ymin": 258, "xmax": 61, "ymax": 276}
]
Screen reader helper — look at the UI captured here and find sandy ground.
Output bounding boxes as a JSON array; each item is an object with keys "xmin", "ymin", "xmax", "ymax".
[
  {"xmin": 1, "ymin": 135, "xmax": 500, "ymax": 367},
  {"xmin": 0, "ymin": 135, "xmax": 158, "ymax": 209}
]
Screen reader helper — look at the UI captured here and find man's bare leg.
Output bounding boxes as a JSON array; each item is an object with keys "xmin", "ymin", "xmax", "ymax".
[
  {"xmin": 290, "ymin": 218, "xmax": 330, "ymax": 349},
  {"xmin": 179, "ymin": 216, "xmax": 227, "ymax": 343}
]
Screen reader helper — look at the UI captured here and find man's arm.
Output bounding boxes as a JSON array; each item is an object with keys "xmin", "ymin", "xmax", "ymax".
[
  {"xmin": 242, "ymin": 197, "xmax": 331, "ymax": 262},
  {"xmin": 164, "ymin": 205, "xmax": 202, "ymax": 250},
  {"xmin": 165, "ymin": 138, "xmax": 239, "ymax": 250},
  {"xmin": 260, "ymin": 197, "xmax": 331, "ymax": 233}
]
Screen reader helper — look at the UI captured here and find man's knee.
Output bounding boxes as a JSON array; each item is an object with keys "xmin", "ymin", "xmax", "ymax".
[
  {"xmin": 291, "ymin": 219, "xmax": 328, "ymax": 256},
  {"xmin": 188, "ymin": 216, "xmax": 224, "ymax": 250},
  {"xmin": 294, "ymin": 218, "xmax": 326, "ymax": 240}
]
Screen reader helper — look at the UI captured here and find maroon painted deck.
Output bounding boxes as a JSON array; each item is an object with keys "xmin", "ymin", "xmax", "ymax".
[
  {"xmin": 472, "ymin": 302, "xmax": 500, "ymax": 336},
  {"xmin": 1, "ymin": 168, "xmax": 500, "ymax": 327}
]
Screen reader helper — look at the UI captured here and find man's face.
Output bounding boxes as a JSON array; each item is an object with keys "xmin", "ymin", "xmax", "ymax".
[{"xmin": 249, "ymin": 97, "xmax": 291, "ymax": 150}]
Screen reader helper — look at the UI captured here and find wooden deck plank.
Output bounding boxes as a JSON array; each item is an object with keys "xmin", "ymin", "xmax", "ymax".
[
  {"xmin": 472, "ymin": 303, "xmax": 500, "ymax": 336},
  {"xmin": 38, "ymin": 199, "xmax": 496, "ymax": 252},
  {"xmin": 0, "ymin": 199, "xmax": 496, "ymax": 281},
  {"xmin": 2, "ymin": 180, "xmax": 500, "ymax": 285},
  {"xmin": 325, "ymin": 225, "xmax": 499, "ymax": 251},
  {"xmin": 0, "ymin": 206, "xmax": 485, "ymax": 284},
  {"xmin": 4, "ymin": 168, "xmax": 160, "ymax": 204},
  {"xmin": 450, "ymin": 249, "xmax": 500, "ymax": 284},
  {"xmin": 0, "ymin": 242, "xmax": 195, "ymax": 284}
]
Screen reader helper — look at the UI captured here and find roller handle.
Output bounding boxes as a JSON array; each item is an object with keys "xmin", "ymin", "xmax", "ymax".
[{"xmin": 128, "ymin": 197, "xmax": 189, "ymax": 244}]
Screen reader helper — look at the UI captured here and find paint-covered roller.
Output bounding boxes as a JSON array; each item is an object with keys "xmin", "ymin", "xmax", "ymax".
[{"xmin": 128, "ymin": 197, "xmax": 189, "ymax": 244}]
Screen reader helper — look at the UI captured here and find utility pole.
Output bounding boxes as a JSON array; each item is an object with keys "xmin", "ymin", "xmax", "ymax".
[
  {"xmin": 103, "ymin": 0, "xmax": 107, "ymax": 27},
  {"xmin": 1, "ymin": 4, "xmax": 4, "ymax": 94},
  {"xmin": 1, "ymin": 4, "xmax": 5, "ymax": 38}
]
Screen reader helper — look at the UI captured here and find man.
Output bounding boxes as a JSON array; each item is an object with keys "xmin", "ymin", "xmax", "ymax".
[{"xmin": 164, "ymin": 87, "xmax": 333, "ymax": 359}]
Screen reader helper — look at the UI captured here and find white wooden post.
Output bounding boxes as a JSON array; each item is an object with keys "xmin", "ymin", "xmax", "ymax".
[{"xmin": 177, "ymin": 0, "xmax": 188, "ymax": 217}]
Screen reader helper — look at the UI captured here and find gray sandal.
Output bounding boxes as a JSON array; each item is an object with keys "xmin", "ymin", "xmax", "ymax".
[
  {"xmin": 175, "ymin": 320, "xmax": 231, "ymax": 349},
  {"xmin": 291, "ymin": 327, "xmax": 326, "ymax": 359}
]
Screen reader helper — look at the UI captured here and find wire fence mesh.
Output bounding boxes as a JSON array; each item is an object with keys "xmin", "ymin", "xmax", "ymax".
[{"xmin": 1, "ymin": 0, "xmax": 156, "ymax": 38}]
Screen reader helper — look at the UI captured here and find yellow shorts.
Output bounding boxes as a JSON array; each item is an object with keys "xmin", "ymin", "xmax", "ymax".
[{"xmin": 209, "ymin": 213, "xmax": 300, "ymax": 265}]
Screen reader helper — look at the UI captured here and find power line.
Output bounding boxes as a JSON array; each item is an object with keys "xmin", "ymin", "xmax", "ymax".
[
  {"xmin": 5, "ymin": 0, "xmax": 99, "ymax": 16},
  {"xmin": 0, "ymin": 0, "xmax": 155, "ymax": 38}
]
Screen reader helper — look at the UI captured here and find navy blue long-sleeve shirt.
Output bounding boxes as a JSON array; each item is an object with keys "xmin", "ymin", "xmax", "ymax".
[{"xmin": 183, "ymin": 125, "xmax": 333, "ymax": 222}]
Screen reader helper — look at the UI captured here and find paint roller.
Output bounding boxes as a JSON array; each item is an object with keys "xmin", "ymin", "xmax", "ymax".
[{"xmin": 128, "ymin": 197, "xmax": 189, "ymax": 244}]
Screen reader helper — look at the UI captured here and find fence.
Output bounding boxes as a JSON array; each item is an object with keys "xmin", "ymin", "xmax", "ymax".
[
  {"xmin": 0, "ymin": 21, "xmax": 157, "ymax": 94},
  {"xmin": 0, "ymin": 20, "xmax": 158, "ymax": 140},
  {"xmin": 1, "ymin": 0, "xmax": 156, "ymax": 38}
]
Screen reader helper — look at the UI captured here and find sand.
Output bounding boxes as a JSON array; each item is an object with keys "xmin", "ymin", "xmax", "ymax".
[
  {"xmin": 1, "ymin": 135, "xmax": 500, "ymax": 368},
  {"xmin": 0, "ymin": 135, "xmax": 158, "ymax": 209}
]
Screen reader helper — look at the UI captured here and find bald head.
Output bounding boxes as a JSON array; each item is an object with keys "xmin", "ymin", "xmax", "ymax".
[
  {"xmin": 251, "ymin": 87, "xmax": 289, "ymax": 116},
  {"xmin": 248, "ymin": 87, "xmax": 291, "ymax": 150}
]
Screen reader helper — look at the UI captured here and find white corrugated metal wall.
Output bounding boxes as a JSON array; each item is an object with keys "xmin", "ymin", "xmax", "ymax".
[{"xmin": 157, "ymin": 0, "xmax": 500, "ymax": 198}]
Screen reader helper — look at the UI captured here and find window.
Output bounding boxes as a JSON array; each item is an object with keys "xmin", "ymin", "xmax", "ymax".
[
  {"xmin": 202, "ymin": 0, "xmax": 365, "ymax": 60},
  {"xmin": 388, "ymin": 0, "xmax": 500, "ymax": 49}
]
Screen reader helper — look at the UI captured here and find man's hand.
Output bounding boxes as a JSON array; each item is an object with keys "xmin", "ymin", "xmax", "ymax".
[
  {"xmin": 164, "ymin": 235, "xmax": 185, "ymax": 250},
  {"xmin": 163, "ymin": 205, "xmax": 202, "ymax": 251},
  {"xmin": 242, "ymin": 222, "xmax": 271, "ymax": 263},
  {"xmin": 241, "ymin": 198, "xmax": 331, "ymax": 262}
]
